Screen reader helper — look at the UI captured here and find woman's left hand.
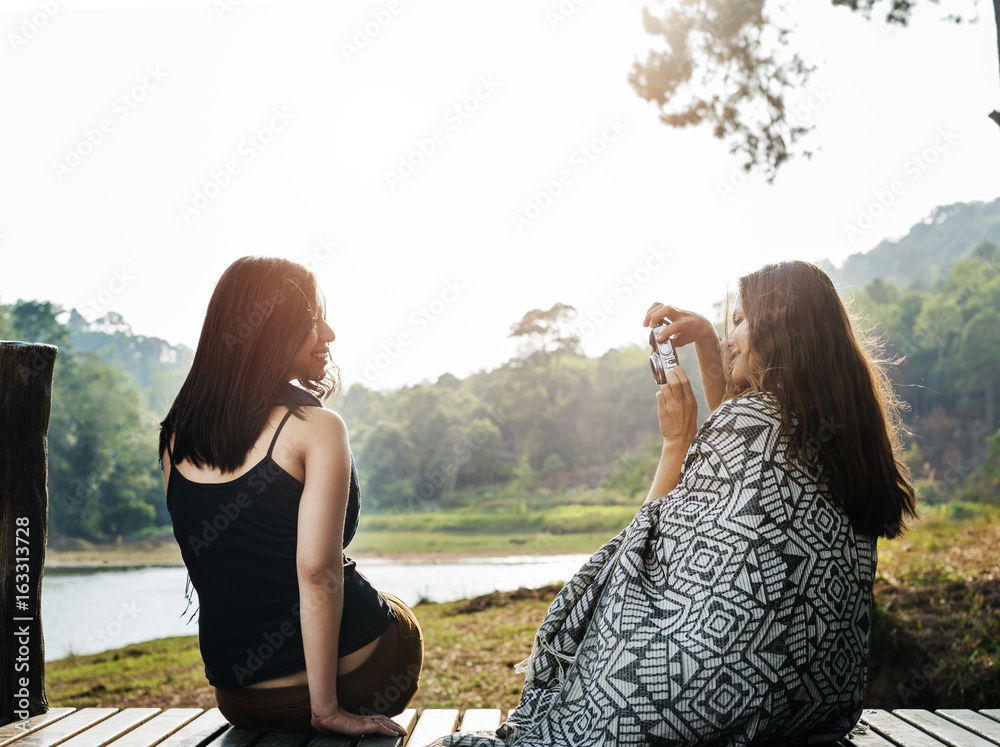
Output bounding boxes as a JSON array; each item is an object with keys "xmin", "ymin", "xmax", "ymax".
[
  {"xmin": 643, "ymin": 365, "xmax": 699, "ymax": 503},
  {"xmin": 311, "ymin": 707, "xmax": 408, "ymax": 738},
  {"xmin": 655, "ymin": 364, "xmax": 698, "ymax": 446}
]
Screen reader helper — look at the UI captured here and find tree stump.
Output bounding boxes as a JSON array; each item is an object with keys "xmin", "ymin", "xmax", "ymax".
[{"xmin": 0, "ymin": 342, "xmax": 57, "ymax": 726}]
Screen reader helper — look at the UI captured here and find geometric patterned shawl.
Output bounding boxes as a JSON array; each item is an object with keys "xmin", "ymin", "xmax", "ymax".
[{"xmin": 429, "ymin": 394, "xmax": 877, "ymax": 746}]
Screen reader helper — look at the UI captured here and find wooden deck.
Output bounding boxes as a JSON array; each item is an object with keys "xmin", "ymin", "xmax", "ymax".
[{"xmin": 3, "ymin": 707, "xmax": 1000, "ymax": 746}]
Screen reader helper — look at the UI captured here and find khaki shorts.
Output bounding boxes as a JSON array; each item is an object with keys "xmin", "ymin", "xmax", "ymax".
[{"xmin": 214, "ymin": 592, "xmax": 423, "ymax": 732}]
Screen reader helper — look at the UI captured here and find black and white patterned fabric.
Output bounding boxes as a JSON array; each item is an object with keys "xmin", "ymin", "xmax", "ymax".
[{"xmin": 428, "ymin": 394, "xmax": 877, "ymax": 747}]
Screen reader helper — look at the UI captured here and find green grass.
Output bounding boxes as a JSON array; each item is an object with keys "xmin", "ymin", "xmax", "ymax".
[
  {"xmin": 876, "ymin": 503, "xmax": 1000, "ymax": 585},
  {"xmin": 867, "ymin": 502, "xmax": 1000, "ymax": 708},
  {"xmin": 352, "ymin": 502, "xmax": 638, "ymax": 556},
  {"xmin": 46, "ymin": 588, "xmax": 564, "ymax": 713},
  {"xmin": 47, "ymin": 636, "xmax": 207, "ymax": 707},
  {"xmin": 358, "ymin": 505, "xmax": 638, "ymax": 534},
  {"xmin": 349, "ymin": 529, "xmax": 617, "ymax": 556},
  {"xmin": 435, "ymin": 484, "xmax": 637, "ymax": 512}
]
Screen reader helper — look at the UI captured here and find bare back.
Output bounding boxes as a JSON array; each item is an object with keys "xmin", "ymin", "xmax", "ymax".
[{"xmin": 162, "ymin": 405, "xmax": 310, "ymax": 493}]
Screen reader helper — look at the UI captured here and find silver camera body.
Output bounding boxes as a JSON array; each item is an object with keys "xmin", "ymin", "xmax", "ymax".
[{"xmin": 649, "ymin": 324, "xmax": 678, "ymax": 384}]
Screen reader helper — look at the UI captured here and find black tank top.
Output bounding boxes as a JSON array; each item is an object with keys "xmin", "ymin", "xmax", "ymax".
[{"xmin": 164, "ymin": 385, "xmax": 394, "ymax": 688}]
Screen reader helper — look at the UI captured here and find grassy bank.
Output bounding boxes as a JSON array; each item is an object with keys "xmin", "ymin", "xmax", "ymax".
[
  {"xmin": 47, "ymin": 504, "xmax": 1000, "ymax": 710},
  {"xmin": 350, "ymin": 503, "xmax": 637, "ymax": 557},
  {"xmin": 865, "ymin": 503, "xmax": 1000, "ymax": 708}
]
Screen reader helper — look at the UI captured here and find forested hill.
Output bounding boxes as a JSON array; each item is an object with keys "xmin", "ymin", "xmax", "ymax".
[
  {"xmin": 826, "ymin": 198, "xmax": 1000, "ymax": 290},
  {"xmin": 66, "ymin": 309, "xmax": 194, "ymax": 414}
]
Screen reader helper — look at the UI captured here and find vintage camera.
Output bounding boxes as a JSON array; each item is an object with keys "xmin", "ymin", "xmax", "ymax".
[{"xmin": 649, "ymin": 324, "xmax": 678, "ymax": 384}]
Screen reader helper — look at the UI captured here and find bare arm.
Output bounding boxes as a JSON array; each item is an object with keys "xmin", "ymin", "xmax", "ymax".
[
  {"xmin": 643, "ymin": 365, "xmax": 699, "ymax": 504},
  {"xmin": 643, "ymin": 303, "xmax": 726, "ymax": 412},
  {"xmin": 296, "ymin": 409, "xmax": 405, "ymax": 738},
  {"xmin": 644, "ymin": 440, "xmax": 691, "ymax": 505}
]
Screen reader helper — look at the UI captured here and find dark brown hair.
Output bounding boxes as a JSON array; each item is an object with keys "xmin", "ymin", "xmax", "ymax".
[
  {"xmin": 159, "ymin": 256, "xmax": 338, "ymax": 473},
  {"xmin": 724, "ymin": 260, "xmax": 917, "ymax": 538}
]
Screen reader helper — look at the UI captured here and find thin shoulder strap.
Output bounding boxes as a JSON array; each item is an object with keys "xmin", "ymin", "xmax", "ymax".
[
  {"xmin": 160, "ymin": 431, "xmax": 175, "ymax": 472},
  {"xmin": 267, "ymin": 408, "xmax": 296, "ymax": 459}
]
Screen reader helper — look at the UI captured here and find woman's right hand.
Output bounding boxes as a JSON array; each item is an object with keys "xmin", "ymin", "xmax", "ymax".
[
  {"xmin": 655, "ymin": 365, "xmax": 698, "ymax": 445},
  {"xmin": 311, "ymin": 706, "xmax": 408, "ymax": 738},
  {"xmin": 643, "ymin": 303, "xmax": 716, "ymax": 349}
]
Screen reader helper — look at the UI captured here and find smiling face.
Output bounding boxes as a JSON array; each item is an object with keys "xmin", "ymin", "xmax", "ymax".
[
  {"xmin": 725, "ymin": 296, "xmax": 752, "ymax": 388},
  {"xmin": 287, "ymin": 310, "xmax": 336, "ymax": 382}
]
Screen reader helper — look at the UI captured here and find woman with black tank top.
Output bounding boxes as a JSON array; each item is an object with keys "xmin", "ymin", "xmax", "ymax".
[{"xmin": 159, "ymin": 256, "xmax": 421, "ymax": 737}]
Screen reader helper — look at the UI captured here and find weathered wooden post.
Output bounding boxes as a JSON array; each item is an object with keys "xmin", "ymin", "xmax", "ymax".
[{"xmin": 1, "ymin": 342, "xmax": 57, "ymax": 726}]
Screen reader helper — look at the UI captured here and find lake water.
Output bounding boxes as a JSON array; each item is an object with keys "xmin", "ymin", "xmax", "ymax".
[{"xmin": 41, "ymin": 554, "xmax": 590, "ymax": 661}]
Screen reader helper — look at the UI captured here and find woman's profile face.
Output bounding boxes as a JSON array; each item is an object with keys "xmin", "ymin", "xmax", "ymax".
[
  {"xmin": 725, "ymin": 296, "xmax": 752, "ymax": 387},
  {"xmin": 287, "ymin": 313, "xmax": 336, "ymax": 382}
]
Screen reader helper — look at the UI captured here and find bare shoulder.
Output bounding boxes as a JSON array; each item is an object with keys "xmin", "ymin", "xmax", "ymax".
[
  {"xmin": 285, "ymin": 405, "xmax": 349, "ymax": 446},
  {"xmin": 270, "ymin": 406, "xmax": 349, "ymax": 482},
  {"xmin": 297, "ymin": 405, "xmax": 346, "ymax": 428}
]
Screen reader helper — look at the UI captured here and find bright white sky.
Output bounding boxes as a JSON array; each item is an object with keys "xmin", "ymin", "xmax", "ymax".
[{"xmin": 1, "ymin": 0, "xmax": 996, "ymax": 392}]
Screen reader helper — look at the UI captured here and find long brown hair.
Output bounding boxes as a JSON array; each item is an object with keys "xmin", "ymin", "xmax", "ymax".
[
  {"xmin": 724, "ymin": 260, "xmax": 917, "ymax": 538},
  {"xmin": 159, "ymin": 256, "xmax": 338, "ymax": 473}
]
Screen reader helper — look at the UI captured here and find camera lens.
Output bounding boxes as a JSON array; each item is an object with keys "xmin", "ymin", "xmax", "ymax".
[{"xmin": 650, "ymin": 355, "xmax": 665, "ymax": 385}]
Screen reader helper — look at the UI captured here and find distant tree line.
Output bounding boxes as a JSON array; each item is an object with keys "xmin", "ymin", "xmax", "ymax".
[
  {"xmin": 336, "ymin": 303, "xmax": 709, "ymax": 512},
  {"xmin": 3, "ymin": 245, "xmax": 997, "ymax": 540}
]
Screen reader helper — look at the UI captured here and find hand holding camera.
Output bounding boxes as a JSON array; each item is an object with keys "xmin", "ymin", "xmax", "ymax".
[
  {"xmin": 644, "ymin": 304, "xmax": 698, "ymax": 445},
  {"xmin": 649, "ymin": 323, "xmax": 679, "ymax": 385},
  {"xmin": 644, "ymin": 301, "xmax": 726, "ymax": 413}
]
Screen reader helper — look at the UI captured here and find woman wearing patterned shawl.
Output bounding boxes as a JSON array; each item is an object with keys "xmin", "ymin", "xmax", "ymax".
[{"xmin": 432, "ymin": 260, "xmax": 918, "ymax": 747}]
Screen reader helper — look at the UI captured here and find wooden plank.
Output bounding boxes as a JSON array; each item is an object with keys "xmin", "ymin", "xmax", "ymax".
[
  {"xmin": 56, "ymin": 710, "xmax": 160, "ymax": 747},
  {"xmin": 198, "ymin": 727, "xmax": 260, "ymax": 747},
  {"xmin": 356, "ymin": 709, "xmax": 417, "ymax": 747},
  {"xmin": 0, "ymin": 710, "xmax": 77, "ymax": 747},
  {"xmin": 306, "ymin": 734, "xmax": 355, "ymax": 747},
  {"xmin": 103, "ymin": 710, "xmax": 203, "ymax": 747},
  {"xmin": 154, "ymin": 710, "xmax": 230, "ymax": 747},
  {"xmin": 7, "ymin": 709, "xmax": 119, "ymax": 747},
  {"xmin": 981, "ymin": 713, "xmax": 1000, "ymax": 726},
  {"xmin": 861, "ymin": 710, "xmax": 949, "ymax": 747},
  {"xmin": 936, "ymin": 711, "xmax": 1000, "ymax": 745},
  {"xmin": 893, "ymin": 711, "xmax": 996, "ymax": 747},
  {"xmin": 252, "ymin": 733, "xmax": 313, "ymax": 747},
  {"xmin": 837, "ymin": 720, "xmax": 904, "ymax": 746},
  {"xmin": 391, "ymin": 710, "xmax": 417, "ymax": 735},
  {"xmin": 457, "ymin": 711, "xmax": 500, "ymax": 734},
  {"xmin": 402, "ymin": 711, "xmax": 458, "ymax": 747},
  {"xmin": 838, "ymin": 725, "xmax": 902, "ymax": 746}
]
